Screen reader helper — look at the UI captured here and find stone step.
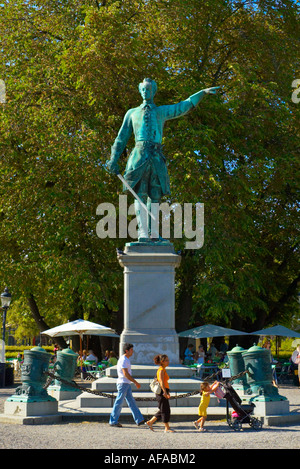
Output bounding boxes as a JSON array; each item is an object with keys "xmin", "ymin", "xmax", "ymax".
[
  {"xmin": 57, "ymin": 402, "xmax": 227, "ymax": 422},
  {"xmin": 75, "ymin": 364, "xmax": 219, "ymax": 413},
  {"xmin": 105, "ymin": 364, "xmax": 196, "ymax": 379},
  {"xmin": 77, "ymin": 391, "xmax": 221, "ymax": 408},
  {"xmin": 91, "ymin": 377, "xmax": 202, "ymax": 393}
]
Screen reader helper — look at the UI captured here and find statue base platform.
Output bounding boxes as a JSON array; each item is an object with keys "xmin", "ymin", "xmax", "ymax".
[
  {"xmin": 4, "ymin": 399, "xmax": 58, "ymax": 417},
  {"xmin": 236, "ymin": 390, "xmax": 289, "ymax": 416},
  {"xmin": 117, "ymin": 244, "xmax": 181, "ymax": 364},
  {"xmin": 252, "ymin": 398, "xmax": 290, "ymax": 416},
  {"xmin": 47, "ymin": 385, "xmax": 81, "ymax": 401},
  {"xmin": 0, "ymin": 398, "xmax": 61, "ymax": 424}
]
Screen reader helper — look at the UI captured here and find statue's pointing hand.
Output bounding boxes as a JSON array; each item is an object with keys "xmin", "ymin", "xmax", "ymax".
[{"xmin": 203, "ymin": 86, "xmax": 220, "ymax": 95}]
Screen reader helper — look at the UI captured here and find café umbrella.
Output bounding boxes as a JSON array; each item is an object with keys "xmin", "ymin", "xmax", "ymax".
[
  {"xmin": 250, "ymin": 325, "xmax": 300, "ymax": 338},
  {"xmin": 250, "ymin": 325, "xmax": 300, "ymax": 355},
  {"xmin": 41, "ymin": 319, "xmax": 119, "ymax": 368},
  {"xmin": 177, "ymin": 324, "xmax": 249, "ymax": 339}
]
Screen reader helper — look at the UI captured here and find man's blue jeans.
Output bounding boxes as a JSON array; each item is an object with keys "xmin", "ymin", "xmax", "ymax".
[{"xmin": 109, "ymin": 383, "xmax": 144, "ymax": 425}]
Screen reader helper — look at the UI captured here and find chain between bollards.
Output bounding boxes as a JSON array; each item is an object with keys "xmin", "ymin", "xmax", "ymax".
[{"xmin": 43, "ymin": 369, "xmax": 249, "ymax": 402}]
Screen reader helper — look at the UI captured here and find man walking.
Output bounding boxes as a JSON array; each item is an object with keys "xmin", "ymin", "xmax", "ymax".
[{"xmin": 109, "ymin": 343, "xmax": 144, "ymax": 427}]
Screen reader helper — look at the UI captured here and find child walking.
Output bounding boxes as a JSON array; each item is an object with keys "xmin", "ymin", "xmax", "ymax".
[{"xmin": 193, "ymin": 380, "xmax": 220, "ymax": 432}]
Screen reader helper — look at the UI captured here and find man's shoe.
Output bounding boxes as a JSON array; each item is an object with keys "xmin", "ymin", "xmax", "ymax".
[
  {"xmin": 137, "ymin": 420, "xmax": 145, "ymax": 426},
  {"xmin": 109, "ymin": 423, "xmax": 123, "ymax": 427}
]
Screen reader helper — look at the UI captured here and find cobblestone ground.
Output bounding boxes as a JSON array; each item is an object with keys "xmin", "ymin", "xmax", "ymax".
[{"xmin": 0, "ymin": 382, "xmax": 299, "ymax": 451}]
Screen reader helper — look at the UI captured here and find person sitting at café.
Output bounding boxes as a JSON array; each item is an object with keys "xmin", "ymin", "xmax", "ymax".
[
  {"xmin": 86, "ymin": 349, "xmax": 98, "ymax": 364},
  {"xmin": 213, "ymin": 351, "xmax": 223, "ymax": 363},
  {"xmin": 220, "ymin": 339, "xmax": 228, "ymax": 354},
  {"xmin": 184, "ymin": 344, "xmax": 194, "ymax": 365},
  {"xmin": 208, "ymin": 343, "xmax": 218, "ymax": 359},
  {"xmin": 222, "ymin": 353, "xmax": 229, "ymax": 364},
  {"xmin": 108, "ymin": 351, "xmax": 118, "ymax": 366},
  {"xmin": 77, "ymin": 351, "xmax": 83, "ymax": 367},
  {"xmin": 196, "ymin": 345, "xmax": 205, "ymax": 365}
]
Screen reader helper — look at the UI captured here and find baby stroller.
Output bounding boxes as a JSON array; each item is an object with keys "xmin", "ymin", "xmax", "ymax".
[{"xmin": 220, "ymin": 381, "xmax": 263, "ymax": 431}]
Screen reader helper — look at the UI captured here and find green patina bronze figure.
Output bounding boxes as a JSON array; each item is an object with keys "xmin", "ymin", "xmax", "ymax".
[{"xmin": 107, "ymin": 78, "xmax": 219, "ymax": 243}]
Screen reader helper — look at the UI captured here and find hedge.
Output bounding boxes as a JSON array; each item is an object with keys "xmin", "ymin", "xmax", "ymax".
[{"xmin": 5, "ymin": 345, "xmax": 54, "ymax": 359}]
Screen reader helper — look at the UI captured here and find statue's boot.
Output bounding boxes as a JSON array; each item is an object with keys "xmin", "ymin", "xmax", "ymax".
[
  {"xmin": 135, "ymin": 199, "xmax": 149, "ymax": 242},
  {"xmin": 148, "ymin": 200, "xmax": 159, "ymax": 239},
  {"xmin": 148, "ymin": 200, "xmax": 172, "ymax": 244}
]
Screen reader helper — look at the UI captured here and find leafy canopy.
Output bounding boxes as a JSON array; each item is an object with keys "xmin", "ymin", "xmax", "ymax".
[{"xmin": 0, "ymin": 0, "xmax": 299, "ymax": 339}]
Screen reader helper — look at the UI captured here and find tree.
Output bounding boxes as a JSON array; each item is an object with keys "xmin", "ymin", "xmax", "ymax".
[{"xmin": 0, "ymin": 0, "xmax": 299, "ymax": 347}]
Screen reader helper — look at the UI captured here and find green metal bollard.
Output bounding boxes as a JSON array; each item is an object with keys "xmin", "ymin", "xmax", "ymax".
[
  {"xmin": 227, "ymin": 345, "xmax": 249, "ymax": 393},
  {"xmin": 53, "ymin": 348, "xmax": 78, "ymax": 391},
  {"xmin": 242, "ymin": 344, "xmax": 284, "ymax": 401},
  {"xmin": 7, "ymin": 346, "xmax": 56, "ymax": 403}
]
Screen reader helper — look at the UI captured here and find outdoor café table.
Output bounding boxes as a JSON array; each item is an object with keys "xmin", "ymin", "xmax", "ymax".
[
  {"xmin": 84, "ymin": 360, "xmax": 97, "ymax": 371},
  {"xmin": 187, "ymin": 364, "xmax": 198, "ymax": 370},
  {"xmin": 185, "ymin": 364, "xmax": 198, "ymax": 376}
]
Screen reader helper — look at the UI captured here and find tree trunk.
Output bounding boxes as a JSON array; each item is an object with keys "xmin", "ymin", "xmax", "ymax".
[{"xmin": 27, "ymin": 293, "xmax": 67, "ymax": 349}]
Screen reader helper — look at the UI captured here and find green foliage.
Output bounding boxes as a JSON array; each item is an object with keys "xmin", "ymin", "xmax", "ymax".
[
  {"xmin": 5, "ymin": 345, "xmax": 54, "ymax": 359},
  {"xmin": 0, "ymin": 0, "xmax": 299, "ymax": 338},
  {"xmin": 5, "ymin": 345, "xmax": 54, "ymax": 351}
]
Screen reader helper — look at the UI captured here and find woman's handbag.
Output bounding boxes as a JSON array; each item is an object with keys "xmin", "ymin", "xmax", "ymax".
[{"xmin": 149, "ymin": 377, "xmax": 161, "ymax": 394}]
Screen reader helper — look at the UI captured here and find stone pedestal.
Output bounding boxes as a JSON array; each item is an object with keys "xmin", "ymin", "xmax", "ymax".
[
  {"xmin": 235, "ymin": 389, "xmax": 290, "ymax": 418},
  {"xmin": 0, "ymin": 399, "xmax": 60, "ymax": 424},
  {"xmin": 47, "ymin": 386, "xmax": 81, "ymax": 401},
  {"xmin": 4, "ymin": 399, "xmax": 58, "ymax": 417},
  {"xmin": 117, "ymin": 244, "xmax": 181, "ymax": 364},
  {"xmin": 251, "ymin": 398, "xmax": 290, "ymax": 417}
]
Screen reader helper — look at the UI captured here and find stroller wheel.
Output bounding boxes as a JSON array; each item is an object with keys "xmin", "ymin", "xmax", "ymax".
[
  {"xmin": 232, "ymin": 420, "xmax": 242, "ymax": 432},
  {"xmin": 249, "ymin": 417, "xmax": 263, "ymax": 431}
]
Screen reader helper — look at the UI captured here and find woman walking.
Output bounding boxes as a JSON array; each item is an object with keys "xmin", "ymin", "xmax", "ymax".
[{"xmin": 146, "ymin": 354, "xmax": 175, "ymax": 433}]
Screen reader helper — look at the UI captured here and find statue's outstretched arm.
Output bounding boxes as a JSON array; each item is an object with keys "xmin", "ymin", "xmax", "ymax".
[
  {"xmin": 162, "ymin": 86, "xmax": 220, "ymax": 121},
  {"xmin": 188, "ymin": 86, "xmax": 220, "ymax": 107}
]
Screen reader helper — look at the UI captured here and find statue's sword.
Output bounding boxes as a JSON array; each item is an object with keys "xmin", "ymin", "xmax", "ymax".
[{"xmin": 117, "ymin": 173, "xmax": 155, "ymax": 220}]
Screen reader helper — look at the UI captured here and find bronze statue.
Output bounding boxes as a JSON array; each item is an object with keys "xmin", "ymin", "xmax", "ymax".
[{"xmin": 107, "ymin": 78, "xmax": 219, "ymax": 242}]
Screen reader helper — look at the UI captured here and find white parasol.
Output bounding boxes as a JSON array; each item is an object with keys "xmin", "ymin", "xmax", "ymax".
[{"xmin": 41, "ymin": 319, "xmax": 119, "ymax": 368}]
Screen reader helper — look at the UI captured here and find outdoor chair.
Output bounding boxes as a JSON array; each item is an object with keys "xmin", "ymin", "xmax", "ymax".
[
  {"xmin": 84, "ymin": 361, "xmax": 105, "ymax": 380},
  {"xmin": 277, "ymin": 362, "xmax": 295, "ymax": 384}
]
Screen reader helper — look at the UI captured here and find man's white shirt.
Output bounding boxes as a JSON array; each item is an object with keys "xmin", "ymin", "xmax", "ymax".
[{"xmin": 117, "ymin": 354, "xmax": 132, "ymax": 384}]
